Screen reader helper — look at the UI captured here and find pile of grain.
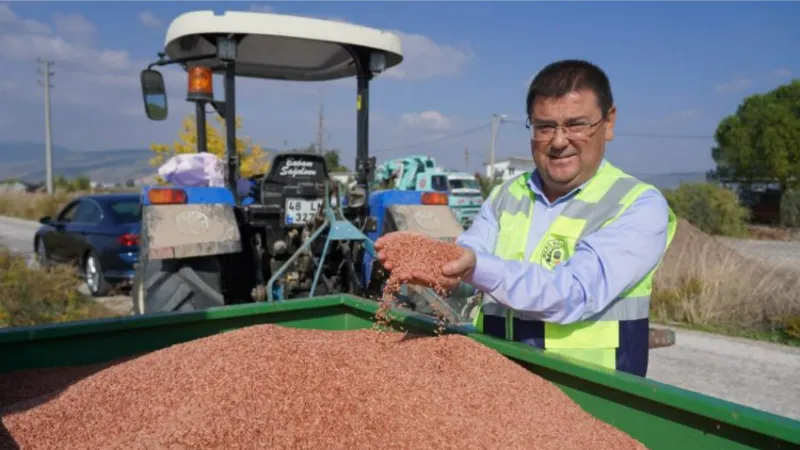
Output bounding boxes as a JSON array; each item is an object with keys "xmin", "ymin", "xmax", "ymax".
[{"xmin": 1, "ymin": 325, "xmax": 646, "ymax": 450}]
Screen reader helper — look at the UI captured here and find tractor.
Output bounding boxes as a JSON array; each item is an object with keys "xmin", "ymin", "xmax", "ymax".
[{"xmin": 131, "ymin": 10, "xmax": 477, "ymax": 323}]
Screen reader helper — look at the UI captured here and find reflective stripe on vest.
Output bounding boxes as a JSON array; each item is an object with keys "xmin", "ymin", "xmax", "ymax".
[{"xmin": 473, "ymin": 162, "xmax": 678, "ymax": 371}]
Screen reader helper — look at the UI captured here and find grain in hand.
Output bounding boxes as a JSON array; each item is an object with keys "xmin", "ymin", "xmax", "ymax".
[{"xmin": 375, "ymin": 233, "xmax": 466, "ymax": 331}]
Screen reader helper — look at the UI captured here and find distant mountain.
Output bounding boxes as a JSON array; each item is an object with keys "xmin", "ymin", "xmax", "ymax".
[
  {"xmin": 0, "ymin": 141, "xmax": 156, "ymax": 184},
  {"xmin": 0, "ymin": 141, "xmax": 711, "ymax": 189},
  {"xmin": 636, "ymin": 172, "xmax": 709, "ymax": 190}
]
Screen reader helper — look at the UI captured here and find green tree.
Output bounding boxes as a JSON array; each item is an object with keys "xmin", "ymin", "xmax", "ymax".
[
  {"xmin": 663, "ymin": 182, "xmax": 750, "ymax": 237},
  {"xmin": 149, "ymin": 114, "xmax": 270, "ymax": 180},
  {"xmin": 710, "ymin": 80, "xmax": 800, "ymax": 190},
  {"xmin": 323, "ymin": 149, "xmax": 350, "ymax": 173}
]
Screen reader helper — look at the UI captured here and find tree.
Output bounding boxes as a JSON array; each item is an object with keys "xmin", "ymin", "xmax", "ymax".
[
  {"xmin": 475, "ymin": 172, "xmax": 503, "ymax": 199},
  {"xmin": 323, "ymin": 149, "xmax": 350, "ymax": 173},
  {"xmin": 663, "ymin": 182, "xmax": 750, "ymax": 237},
  {"xmin": 149, "ymin": 114, "xmax": 270, "ymax": 179},
  {"xmin": 710, "ymin": 80, "xmax": 800, "ymax": 190}
]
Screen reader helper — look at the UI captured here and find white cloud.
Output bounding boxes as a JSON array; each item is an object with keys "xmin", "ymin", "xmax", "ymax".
[
  {"xmin": 249, "ymin": 4, "xmax": 274, "ymax": 13},
  {"xmin": 715, "ymin": 77, "xmax": 751, "ymax": 93},
  {"xmin": 0, "ymin": 4, "xmax": 161, "ymax": 115},
  {"xmin": 399, "ymin": 110, "xmax": 455, "ymax": 132},
  {"xmin": 0, "ymin": 4, "xmax": 51, "ymax": 34},
  {"xmin": 0, "ymin": 33, "xmax": 133, "ymax": 72},
  {"xmin": 382, "ymin": 31, "xmax": 474, "ymax": 81},
  {"xmin": 770, "ymin": 68, "xmax": 792, "ymax": 79},
  {"xmin": 52, "ymin": 12, "xmax": 95, "ymax": 42},
  {"xmin": 655, "ymin": 109, "xmax": 700, "ymax": 126},
  {"xmin": 138, "ymin": 11, "xmax": 163, "ymax": 29}
]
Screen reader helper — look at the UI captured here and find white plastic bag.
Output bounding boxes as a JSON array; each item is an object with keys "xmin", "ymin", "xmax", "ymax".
[
  {"xmin": 157, "ymin": 153, "xmax": 254, "ymax": 197},
  {"xmin": 158, "ymin": 153, "xmax": 225, "ymax": 187}
]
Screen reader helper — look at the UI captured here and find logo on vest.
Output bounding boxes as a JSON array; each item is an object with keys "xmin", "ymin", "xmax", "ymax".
[{"xmin": 541, "ymin": 238, "xmax": 569, "ymax": 269}]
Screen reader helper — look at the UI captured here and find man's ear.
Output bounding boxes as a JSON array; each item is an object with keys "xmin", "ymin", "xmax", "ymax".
[{"xmin": 604, "ymin": 106, "xmax": 617, "ymax": 142}]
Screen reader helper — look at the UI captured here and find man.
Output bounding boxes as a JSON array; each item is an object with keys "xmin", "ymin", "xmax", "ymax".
[{"xmin": 376, "ymin": 59, "xmax": 678, "ymax": 377}]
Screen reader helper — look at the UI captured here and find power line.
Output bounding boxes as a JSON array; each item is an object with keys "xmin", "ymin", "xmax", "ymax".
[{"xmin": 373, "ymin": 122, "xmax": 492, "ymax": 155}]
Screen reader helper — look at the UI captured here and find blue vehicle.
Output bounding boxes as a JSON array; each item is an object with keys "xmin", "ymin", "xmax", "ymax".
[
  {"xmin": 132, "ymin": 11, "xmax": 468, "ymax": 321},
  {"xmin": 33, "ymin": 193, "xmax": 141, "ymax": 296}
]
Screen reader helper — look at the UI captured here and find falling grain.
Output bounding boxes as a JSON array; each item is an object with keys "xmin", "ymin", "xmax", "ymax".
[
  {"xmin": 376, "ymin": 233, "xmax": 466, "ymax": 333},
  {"xmin": 1, "ymin": 325, "xmax": 646, "ymax": 450}
]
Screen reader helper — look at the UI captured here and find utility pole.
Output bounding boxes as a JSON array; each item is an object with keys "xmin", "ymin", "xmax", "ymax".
[
  {"xmin": 37, "ymin": 58, "xmax": 54, "ymax": 195},
  {"xmin": 488, "ymin": 113, "xmax": 507, "ymax": 181},
  {"xmin": 464, "ymin": 146, "xmax": 469, "ymax": 170},
  {"xmin": 315, "ymin": 99, "xmax": 325, "ymax": 154}
]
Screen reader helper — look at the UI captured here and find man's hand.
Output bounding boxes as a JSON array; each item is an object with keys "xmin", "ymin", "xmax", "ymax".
[{"xmin": 374, "ymin": 231, "xmax": 478, "ymax": 291}]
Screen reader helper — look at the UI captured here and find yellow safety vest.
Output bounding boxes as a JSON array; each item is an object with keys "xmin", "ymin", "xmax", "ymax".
[{"xmin": 473, "ymin": 161, "xmax": 677, "ymax": 371}]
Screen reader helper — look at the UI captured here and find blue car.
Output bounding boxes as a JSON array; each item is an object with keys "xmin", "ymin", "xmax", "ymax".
[{"xmin": 33, "ymin": 193, "xmax": 141, "ymax": 296}]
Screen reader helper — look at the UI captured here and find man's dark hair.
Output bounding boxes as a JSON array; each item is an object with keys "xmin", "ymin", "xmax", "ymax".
[{"xmin": 525, "ymin": 59, "xmax": 613, "ymax": 119}]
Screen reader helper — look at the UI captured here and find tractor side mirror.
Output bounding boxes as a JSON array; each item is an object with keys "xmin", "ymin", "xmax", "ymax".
[{"xmin": 140, "ymin": 69, "xmax": 168, "ymax": 121}]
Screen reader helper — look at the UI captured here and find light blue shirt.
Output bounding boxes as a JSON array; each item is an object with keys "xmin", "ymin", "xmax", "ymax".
[{"xmin": 456, "ymin": 160, "xmax": 670, "ymax": 325}]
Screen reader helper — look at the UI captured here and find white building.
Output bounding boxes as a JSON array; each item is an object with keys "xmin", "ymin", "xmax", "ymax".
[
  {"xmin": 330, "ymin": 172, "xmax": 355, "ymax": 185},
  {"xmin": 484, "ymin": 157, "xmax": 536, "ymax": 181}
]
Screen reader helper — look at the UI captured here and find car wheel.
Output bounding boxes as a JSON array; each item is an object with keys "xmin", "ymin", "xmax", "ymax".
[
  {"xmin": 34, "ymin": 239, "xmax": 49, "ymax": 268},
  {"xmin": 84, "ymin": 251, "xmax": 110, "ymax": 297}
]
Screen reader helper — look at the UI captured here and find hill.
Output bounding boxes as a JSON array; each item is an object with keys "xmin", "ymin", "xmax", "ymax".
[
  {"xmin": 636, "ymin": 171, "xmax": 709, "ymax": 190},
  {"xmin": 1, "ymin": 141, "xmax": 710, "ymax": 189},
  {"xmin": 0, "ymin": 141, "xmax": 153, "ymax": 184}
]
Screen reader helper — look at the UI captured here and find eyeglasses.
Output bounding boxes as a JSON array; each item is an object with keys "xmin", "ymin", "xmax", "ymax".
[{"xmin": 526, "ymin": 115, "xmax": 606, "ymax": 142}]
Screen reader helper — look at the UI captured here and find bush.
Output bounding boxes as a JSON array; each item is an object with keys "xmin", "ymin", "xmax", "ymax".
[
  {"xmin": 652, "ymin": 219, "xmax": 800, "ymax": 343},
  {"xmin": 662, "ymin": 182, "xmax": 750, "ymax": 237},
  {"xmin": 779, "ymin": 188, "xmax": 800, "ymax": 228},
  {"xmin": 0, "ymin": 249, "xmax": 119, "ymax": 327}
]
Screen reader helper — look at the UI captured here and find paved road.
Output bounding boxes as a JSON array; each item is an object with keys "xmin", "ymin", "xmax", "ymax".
[
  {"xmin": 0, "ymin": 215, "xmax": 798, "ymax": 419},
  {"xmin": 648, "ymin": 326, "xmax": 800, "ymax": 420},
  {"xmin": 719, "ymin": 237, "xmax": 800, "ymax": 270},
  {"xmin": 0, "ymin": 215, "xmax": 132, "ymax": 315},
  {"xmin": 0, "ymin": 215, "xmax": 37, "ymax": 262}
]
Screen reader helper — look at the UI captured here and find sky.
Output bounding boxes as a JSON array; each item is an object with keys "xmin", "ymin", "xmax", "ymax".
[{"xmin": 0, "ymin": 1, "xmax": 798, "ymax": 176}]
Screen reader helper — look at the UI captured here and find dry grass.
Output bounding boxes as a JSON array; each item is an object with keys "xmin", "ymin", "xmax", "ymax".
[
  {"xmin": 0, "ymin": 188, "xmax": 137, "ymax": 222},
  {"xmin": 653, "ymin": 219, "xmax": 800, "ymax": 340},
  {"xmin": 746, "ymin": 224, "xmax": 800, "ymax": 241},
  {"xmin": 0, "ymin": 191, "xmax": 79, "ymax": 222},
  {"xmin": 0, "ymin": 249, "xmax": 121, "ymax": 328}
]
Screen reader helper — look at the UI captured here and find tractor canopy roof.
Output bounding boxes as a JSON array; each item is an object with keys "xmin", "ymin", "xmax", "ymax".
[{"xmin": 163, "ymin": 10, "xmax": 404, "ymax": 81}]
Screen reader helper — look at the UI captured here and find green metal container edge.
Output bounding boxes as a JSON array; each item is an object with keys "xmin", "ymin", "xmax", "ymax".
[{"xmin": 1, "ymin": 293, "xmax": 798, "ymax": 446}]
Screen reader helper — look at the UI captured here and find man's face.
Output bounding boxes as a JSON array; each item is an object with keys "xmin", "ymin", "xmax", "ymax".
[{"xmin": 529, "ymin": 89, "xmax": 616, "ymax": 197}]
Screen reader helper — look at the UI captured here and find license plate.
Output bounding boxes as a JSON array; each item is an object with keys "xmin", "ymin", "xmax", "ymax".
[{"xmin": 285, "ymin": 198, "xmax": 322, "ymax": 225}]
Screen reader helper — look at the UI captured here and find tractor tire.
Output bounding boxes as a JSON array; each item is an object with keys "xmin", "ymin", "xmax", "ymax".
[{"xmin": 134, "ymin": 256, "xmax": 225, "ymax": 314}]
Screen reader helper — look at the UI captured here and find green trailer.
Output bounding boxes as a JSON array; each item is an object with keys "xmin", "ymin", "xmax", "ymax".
[{"xmin": 1, "ymin": 295, "xmax": 798, "ymax": 449}]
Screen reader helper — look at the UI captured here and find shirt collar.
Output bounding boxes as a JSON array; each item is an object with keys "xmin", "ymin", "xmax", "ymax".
[{"xmin": 526, "ymin": 159, "xmax": 607, "ymax": 206}]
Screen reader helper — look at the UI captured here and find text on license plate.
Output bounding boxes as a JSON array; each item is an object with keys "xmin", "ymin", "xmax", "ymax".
[{"xmin": 285, "ymin": 198, "xmax": 322, "ymax": 225}]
